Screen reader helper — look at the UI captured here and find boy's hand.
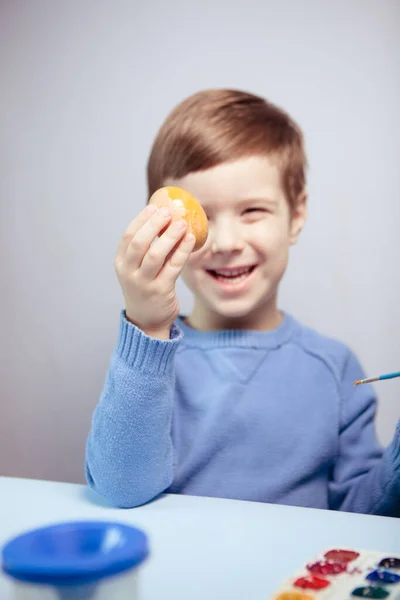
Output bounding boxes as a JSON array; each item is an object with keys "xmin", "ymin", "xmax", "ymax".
[{"xmin": 115, "ymin": 204, "xmax": 196, "ymax": 340}]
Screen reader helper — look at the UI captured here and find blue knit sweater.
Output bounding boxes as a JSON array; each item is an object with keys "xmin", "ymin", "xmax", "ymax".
[{"xmin": 85, "ymin": 312, "xmax": 400, "ymax": 516}]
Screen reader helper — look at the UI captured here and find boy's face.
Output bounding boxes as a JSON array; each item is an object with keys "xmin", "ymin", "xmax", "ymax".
[{"xmin": 165, "ymin": 155, "xmax": 306, "ymax": 331}]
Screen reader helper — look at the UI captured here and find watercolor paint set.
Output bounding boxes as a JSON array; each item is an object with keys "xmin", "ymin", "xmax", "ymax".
[{"xmin": 269, "ymin": 548, "xmax": 400, "ymax": 600}]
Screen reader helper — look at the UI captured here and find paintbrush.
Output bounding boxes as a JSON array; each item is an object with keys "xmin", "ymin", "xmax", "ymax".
[{"xmin": 354, "ymin": 371, "xmax": 400, "ymax": 386}]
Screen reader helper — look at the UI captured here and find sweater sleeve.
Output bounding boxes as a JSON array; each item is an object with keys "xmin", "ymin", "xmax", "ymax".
[
  {"xmin": 85, "ymin": 312, "xmax": 181, "ymax": 508},
  {"xmin": 329, "ymin": 350, "xmax": 400, "ymax": 516}
]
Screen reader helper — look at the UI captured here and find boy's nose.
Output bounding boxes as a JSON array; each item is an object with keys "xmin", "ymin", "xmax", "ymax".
[{"xmin": 209, "ymin": 220, "xmax": 244, "ymax": 254}]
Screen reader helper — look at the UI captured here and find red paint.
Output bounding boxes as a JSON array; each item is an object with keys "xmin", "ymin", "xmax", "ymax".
[
  {"xmin": 324, "ymin": 550, "xmax": 360, "ymax": 563},
  {"xmin": 294, "ymin": 575, "xmax": 331, "ymax": 590},
  {"xmin": 307, "ymin": 560, "xmax": 347, "ymax": 575}
]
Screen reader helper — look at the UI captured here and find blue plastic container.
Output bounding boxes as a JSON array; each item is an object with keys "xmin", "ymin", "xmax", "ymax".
[{"xmin": 1, "ymin": 520, "xmax": 149, "ymax": 599}]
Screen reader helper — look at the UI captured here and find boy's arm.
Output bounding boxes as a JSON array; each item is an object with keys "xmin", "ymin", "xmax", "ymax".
[
  {"xmin": 85, "ymin": 313, "xmax": 181, "ymax": 508},
  {"xmin": 329, "ymin": 350, "xmax": 400, "ymax": 516}
]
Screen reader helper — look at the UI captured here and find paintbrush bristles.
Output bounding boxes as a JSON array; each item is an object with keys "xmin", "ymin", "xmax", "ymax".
[{"xmin": 354, "ymin": 377, "xmax": 379, "ymax": 386}]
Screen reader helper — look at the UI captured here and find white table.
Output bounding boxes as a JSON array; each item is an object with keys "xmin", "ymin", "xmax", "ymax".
[{"xmin": 0, "ymin": 476, "xmax": 399, "ymax": 599}]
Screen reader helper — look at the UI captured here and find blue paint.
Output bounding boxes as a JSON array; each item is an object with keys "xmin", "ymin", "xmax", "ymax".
[{"xmin": 366, "ymin": 570, "xmax": 400, "ymax": 585}]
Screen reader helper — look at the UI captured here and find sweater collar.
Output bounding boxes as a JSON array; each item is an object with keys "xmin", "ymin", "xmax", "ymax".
[{"xmin": 176, "ymin": 312, "xmax": 299, "ymax": 349}]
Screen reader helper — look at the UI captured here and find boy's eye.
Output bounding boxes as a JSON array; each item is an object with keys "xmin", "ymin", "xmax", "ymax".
[{"xmin": 243, "ymin": 207, "xmax": 268, "ymax": 215}]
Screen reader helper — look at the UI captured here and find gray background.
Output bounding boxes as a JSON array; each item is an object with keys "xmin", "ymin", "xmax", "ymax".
[{"xmin": 0, "ymin": 0, "xmax": 399, "ymax": 484}]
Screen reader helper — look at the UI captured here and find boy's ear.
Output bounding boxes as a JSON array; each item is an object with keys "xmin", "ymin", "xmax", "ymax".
[{"xmin": 289, "ymin": 190, "xmax": 307, "ymax": 245}]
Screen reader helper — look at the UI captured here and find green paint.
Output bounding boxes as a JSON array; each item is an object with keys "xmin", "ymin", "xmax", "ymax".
[{"xmin": 351, "ymin": 587, "xmax": 389, "ymax": 599}]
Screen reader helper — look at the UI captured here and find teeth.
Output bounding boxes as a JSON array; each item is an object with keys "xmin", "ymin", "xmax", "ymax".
[{"xmin": 214, "ymin": 267, "xmax": 252, "ymax": 277}]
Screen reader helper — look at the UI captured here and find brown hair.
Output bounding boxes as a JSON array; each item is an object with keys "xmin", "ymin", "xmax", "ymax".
[{"xmin": 147, "ymin": 89, "xmax": 307, "ymax": 208}]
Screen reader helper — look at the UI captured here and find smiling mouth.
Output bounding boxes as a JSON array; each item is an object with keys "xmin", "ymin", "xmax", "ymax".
[{"xmin": 206, "ymin": 265, "xmax": 257, "ymax": 284}]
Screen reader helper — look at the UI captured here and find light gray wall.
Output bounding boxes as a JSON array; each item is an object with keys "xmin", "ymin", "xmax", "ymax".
[{"xmin": 1, "ymin": 0, "xmax": 399, "ymax": 484}]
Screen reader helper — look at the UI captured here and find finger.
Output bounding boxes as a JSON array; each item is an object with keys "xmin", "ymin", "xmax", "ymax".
[
  {"xmin": 125, "ymin": 207, "xmax": 172, "ymax": 271},
  {"xmin": 139, "ymin": 219, "xmax": 188, "ymax": 279},
  {"xmin": 116, "ymin": 204, "xmax": 157, "ymax": 259},
  {"xmin": 158, "ymin": 233, "xmax": 196, "ymax": 283}
]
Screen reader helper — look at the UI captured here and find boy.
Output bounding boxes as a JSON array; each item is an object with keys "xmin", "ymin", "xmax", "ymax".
[{"xmin": 85, "ymin": 89, "xmax": 400, "ymax": 515}]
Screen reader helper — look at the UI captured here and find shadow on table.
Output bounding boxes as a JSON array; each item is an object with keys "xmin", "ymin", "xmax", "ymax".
[
  {"xmin": 80, "ymin": 486, "xmax": 115, "ymax": 508},
  {"xmin": 81, "ymin": 486, "xmax": 164, "ymax": 509}
]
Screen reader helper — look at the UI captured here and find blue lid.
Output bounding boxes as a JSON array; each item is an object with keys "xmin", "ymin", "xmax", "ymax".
[{"xmin": 1, "ymin": 521, "xmax": 149, "ymax": 586}]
